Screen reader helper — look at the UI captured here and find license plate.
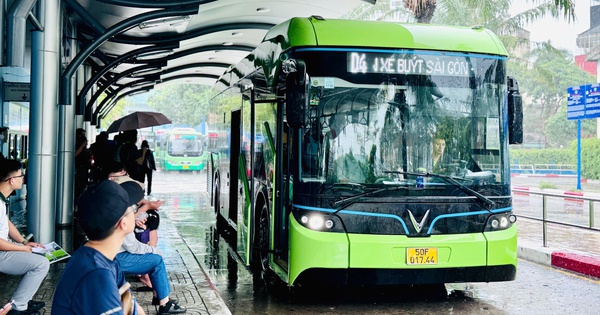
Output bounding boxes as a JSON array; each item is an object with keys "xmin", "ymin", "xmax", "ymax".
[
  {"xmin": 183, "ymin": 165, "xmax": 189, "ymax": 169},
  {"xmin": 406, "ymin": 247, "xmax": 438, "ymax": 265}
]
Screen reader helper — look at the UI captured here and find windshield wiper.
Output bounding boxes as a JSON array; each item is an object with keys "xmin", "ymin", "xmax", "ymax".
[
  {"xmin": 319, "ymin": 182, "xmax": 367, "ymax": 194},
  {"xmin": 331, "ymin": 186, "xmax": 407, "ymax": 210},
  {"xmin": 383, "ymin": 171, "xmax": 496, "ymax": 210}
]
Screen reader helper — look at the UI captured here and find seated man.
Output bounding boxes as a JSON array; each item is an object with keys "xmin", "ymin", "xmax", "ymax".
[
  {"xmin": 107, "ymin": 161, "xmax": 163, "ymax": 246},
  {"xmin": 52, "ymin": 180, "xmax": 146, "ymax": 315},
  {"xmin": 0, "ymin": 159, "xmax": 49, "ymax": 315},
  {"xmin": 117, "ymin": 181, "xmax": 186, "ymax": 314}
]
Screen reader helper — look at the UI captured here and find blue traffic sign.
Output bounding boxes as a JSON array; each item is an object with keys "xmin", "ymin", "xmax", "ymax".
[
  {"xmin": 586, "ymin": 83, "xmax": 600, "ymax": 119},
  {"xmin": 567, "ymin": 85, "xmax": 586, "ymax": 120}
]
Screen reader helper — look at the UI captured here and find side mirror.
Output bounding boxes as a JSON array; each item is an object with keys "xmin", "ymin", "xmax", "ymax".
[
  {"xmin": 284, "ymin": 59, "xmax": 308, "ymax": 128},
  {"xmin": 507, "ymin": 76, "xmax": 523, "ymax": 145}
]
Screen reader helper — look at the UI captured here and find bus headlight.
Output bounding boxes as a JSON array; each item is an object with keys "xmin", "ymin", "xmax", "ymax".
[
  {"xmin": 485, "ymin": 213, "xmax": 516, "ymax": 232},
  {"xmin": 308, "ymin": 215, "xmax": 324, "ymax": 230},
  {"xmin": 294, "ymin": 209, "xmax": 344, "ymax": 232}
]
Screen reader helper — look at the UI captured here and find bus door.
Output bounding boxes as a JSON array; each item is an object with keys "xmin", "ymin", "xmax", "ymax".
[
  {"xmin": 273, "ymin": 118, "xmax": 291, "ymax": 269},
  {"xmin": 238, "ymin": 88, "xmax": 254, "ymax": 259},
  {"xmin": 229, "ymin": 109, "xmax": 241, "ymax": 246}
]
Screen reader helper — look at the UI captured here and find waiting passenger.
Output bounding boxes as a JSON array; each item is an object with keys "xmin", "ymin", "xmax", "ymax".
[
  {"xmin": 51, "ymin": 180, "xmax": 146, "ymax": 315},
  {"xmin": 117, "ymin": 181, "xmax": 187, "ymax": 314},
  {"xmin": 106, "ymin": 161, "xmax": 163, "ymax": 246},
  {"xmin": 0, "ymin": 159, "xmax": 49, "ymax": 315}
]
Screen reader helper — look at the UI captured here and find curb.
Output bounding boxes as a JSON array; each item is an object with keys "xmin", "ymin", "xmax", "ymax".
[
  {"xmin": 518, "ymin": 244, "xmax": 600, "ymax": 279},
  {"xmin": 551, "ymin": 252, "xmax": 600, "ymax": 278}
]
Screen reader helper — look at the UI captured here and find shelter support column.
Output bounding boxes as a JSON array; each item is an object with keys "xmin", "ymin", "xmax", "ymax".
[
  {"xmin": 56, "ymin": 19, "xmax": 76, "ymax": 243},
  {"xmin": 28, "ymin": 0, "xmax": 60, "ymax": 244}
]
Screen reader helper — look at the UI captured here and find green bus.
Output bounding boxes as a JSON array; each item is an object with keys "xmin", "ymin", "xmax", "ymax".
[
  {"xmin": 155, "ymin": 128, "xmax": 206, "ymax": 171},
  {"xmin": 208, "ymin": 16, "xmax": 523, "ymax": 289}
]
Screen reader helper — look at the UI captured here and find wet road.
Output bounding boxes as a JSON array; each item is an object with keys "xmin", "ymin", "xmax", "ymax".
[{"xmin": 151, "ymin": 170, "xmax": 600, "ymax": 314}]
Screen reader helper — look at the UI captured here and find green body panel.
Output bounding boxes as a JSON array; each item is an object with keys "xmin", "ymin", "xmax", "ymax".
[
  {"xmin": 239, "ymin": 155, "xmax": 251, "ymax": 262},
  {"xmin": 289, "ymin": 214, "xmax": 349, "ymax": 285},
  {"xmin": 348, "ymin": 233, "xmax": 487, "ymax": 268},
  {"xmin": 264, "ymin": 17, "xmax": 508, "ymax": 57},
  {"xmin": 247, "ymin": 17, "xmax": 509, "ymax": 94},
  {"xmin": 288, "ymin": 215, "xmax": 517, "ymax": 285},
  {"xmin": 484, "ymin": 224, "xmax": 518, "ymax": 266},
  {"xmin": 163, "ymin": 158, "xmax": 204, "ymax": 171}
]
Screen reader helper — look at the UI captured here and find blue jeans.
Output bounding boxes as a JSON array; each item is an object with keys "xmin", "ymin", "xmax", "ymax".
[{"xmin": 115, "ymin": 252, "xmax": 170, "ymax": 300}]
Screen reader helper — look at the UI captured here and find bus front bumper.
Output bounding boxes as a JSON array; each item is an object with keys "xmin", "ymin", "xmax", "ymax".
[{"xmin": 288, "ymin": 217, "xmax": 517, "ymax": 286}]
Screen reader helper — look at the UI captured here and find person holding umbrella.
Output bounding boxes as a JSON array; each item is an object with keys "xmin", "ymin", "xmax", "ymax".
[{"xmin": 116, "ymin": 130, "xmax": 144, "ymax": 183}]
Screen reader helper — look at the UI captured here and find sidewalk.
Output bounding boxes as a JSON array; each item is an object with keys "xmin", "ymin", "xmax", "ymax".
[
  {"xmin": 514, "ymin": 182, "xmax": 600, "ymax": 279},
  {"xmin": 0, "ymin": 213, "xmax": 230, "ymax": 315}
]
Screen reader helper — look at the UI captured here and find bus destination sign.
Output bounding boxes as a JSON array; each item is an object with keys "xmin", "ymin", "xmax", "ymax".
[{"xmin": 347, "ymin": 52, "xmax": 472, "ymax": 77}]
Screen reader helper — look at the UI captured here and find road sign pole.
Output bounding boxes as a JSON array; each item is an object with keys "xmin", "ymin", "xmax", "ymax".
[{"xmin": 577, "ymin": 119, "xmax": 582, "ymax": 190}]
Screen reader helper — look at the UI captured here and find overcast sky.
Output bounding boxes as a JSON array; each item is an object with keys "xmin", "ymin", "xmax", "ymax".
[{"xmin": 509, "ymin": 0, "xmax": 591, "ymax": 54}]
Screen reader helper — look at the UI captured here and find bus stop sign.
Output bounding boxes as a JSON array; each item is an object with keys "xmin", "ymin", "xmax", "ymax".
[
  {"xmin": 567, "ymin": 85, "xmax": 586, "ymax": 120},
  {"xmin": 585, "ymin": 83, "xmax": 600, "ymax": 119},
  {"xmin": 3, "ymin": 82, "xmax": 30, "ymax": 102},
  {"xmin": 567, "ymin": 84, "xmax": 600, "ymax": 120}
]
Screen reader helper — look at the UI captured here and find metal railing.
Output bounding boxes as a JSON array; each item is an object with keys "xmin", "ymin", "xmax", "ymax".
[
  {"xmin": 510, "ymin": 164, "xmax": 576, "ymax": 175},
  {"xmin": 511, "ymin": 187, "xmax": 600, "ymax": 247}
]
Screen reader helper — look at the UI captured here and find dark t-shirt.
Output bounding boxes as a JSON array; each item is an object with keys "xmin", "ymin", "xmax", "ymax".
[{"xmin": 51, "ymin": 246, "xmax": 126, "ymax": 315}]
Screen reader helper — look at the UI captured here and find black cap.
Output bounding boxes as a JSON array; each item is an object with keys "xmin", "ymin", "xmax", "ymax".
[
  {"xmin": 77, "ymin": 180, "xmax": 132, "ymax": 240},
  {"xmin": 120, "ymin": 181, "xmax": 144, "ymax": 205}
]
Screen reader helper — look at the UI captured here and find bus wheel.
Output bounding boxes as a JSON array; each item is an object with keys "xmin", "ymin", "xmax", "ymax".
[
  {"xmin": 214, "ymin": 184, "xmax": 226, "ymax": 233},
  {"xmin": 255, "ymin": 203, "xmax": 271, "ymax": 274},
  {"xmin": 213, "ymin": 183, "xmax": 220, "ymax": 215},
  {"xmin": 252, "ymin": 202, "xmax": 270, "ymax": 276}
]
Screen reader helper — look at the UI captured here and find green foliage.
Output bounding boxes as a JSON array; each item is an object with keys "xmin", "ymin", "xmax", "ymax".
[
  {"xmin": 100, "ymin": 94, "xmax": 129, "ymax": 130},
  {"xmin": 147, "ymin": 84, "xmax": 213, "ymax": 127},
  {"xmin": 538, "ymin": 181, "xmax": 557, "ymax": 189},
  {"xmin": 577, "ymin": 138, "xmax": 600, "ymax": 180},
  {"xmin": 544, "ymin": 104, "xmax": 596, "ymax": 148},
  {"xmin": 508, "ymin": 44, "xmax": 596, "ymax": 147},
  {"xmin": 509, "ymin": 148, "xmax": 574, "ymax": 165},
  {"xmin": 511, "ymin": 139, "xmax": 600, "ymax": 180}
]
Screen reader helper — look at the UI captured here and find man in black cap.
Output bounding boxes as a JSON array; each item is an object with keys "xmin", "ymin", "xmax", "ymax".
[
  {"xmin": 117, "ymin": 181, "xmax": 186, "ymax": 314},
  {"xmin": 51, "ymin": 180, "xmax": 146, "ymax": 315}
]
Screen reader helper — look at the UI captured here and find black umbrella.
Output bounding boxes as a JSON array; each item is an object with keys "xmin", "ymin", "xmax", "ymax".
[{"xmin": 106, "ymin": 111, "xmax": 171, "ymax": 133}]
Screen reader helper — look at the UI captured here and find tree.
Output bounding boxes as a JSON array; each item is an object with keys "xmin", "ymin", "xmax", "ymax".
[
  {"xmin": 99, "ymin": 94, "xmax": 130, "ymax": 130},
  {"xmin": 545, "ymin": 104, "xmax": 595, "ymax": 148},
  {"xmin": 147, "ymin": 84, "xmax": 212, "ymax": 127},
  {"xmin": 509, "ymin": 44, "xmax": 596, "ymax": 147},
  {"xmin": 407, "ymin": 0, "xmax": 574, "ymax": 24},
  {"xmin": 346, "ymin": 1, "xmax": 576, "ymax": 32}
]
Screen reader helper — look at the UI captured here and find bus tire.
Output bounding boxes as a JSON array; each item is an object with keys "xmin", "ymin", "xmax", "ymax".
[
  {"xmin": 214, "ymin": 182, "xmax": 226, "ymax": 233},
  {"xmin": 251, "ymin": 201, "xmax": 270, "ymax": 277}
]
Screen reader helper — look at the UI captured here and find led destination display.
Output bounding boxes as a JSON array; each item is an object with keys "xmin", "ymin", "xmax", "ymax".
[{"xmin": 347, "ymin": 52, "xmax": 473, "ymax": 77}]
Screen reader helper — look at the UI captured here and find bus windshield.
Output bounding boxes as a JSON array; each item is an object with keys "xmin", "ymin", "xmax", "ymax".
[
  {"xmin": 297, "ymin": 51, "xmax": 506, "ymax": 192},
  {"xmin": 168, "ymin": 135, "xmax": 202, "ymax": 156}
]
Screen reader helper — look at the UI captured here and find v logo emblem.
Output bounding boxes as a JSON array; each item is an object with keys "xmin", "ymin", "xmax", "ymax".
[{"xmin": 407, "ymin": 209, "xmax": 430, "ymax": 233}]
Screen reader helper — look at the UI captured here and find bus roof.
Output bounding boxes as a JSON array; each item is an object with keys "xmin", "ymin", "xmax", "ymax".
[
  {"xmin": 215, "ymin": 17, "xmax": 507, "ymax": 92},
  {"xmin": 265, "ymin": 17, "xmax": 507, "ymax": 56}
]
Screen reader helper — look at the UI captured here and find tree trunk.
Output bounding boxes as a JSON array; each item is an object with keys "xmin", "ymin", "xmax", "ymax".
[{"xmin": 404, "ymin": 0, "xmax": 437, "ymax": 23}]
